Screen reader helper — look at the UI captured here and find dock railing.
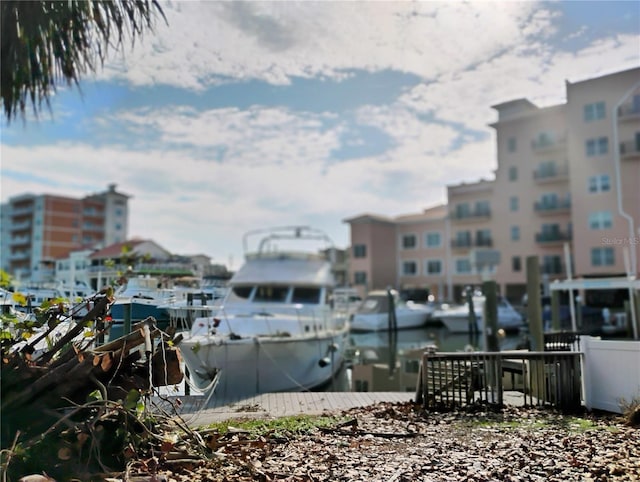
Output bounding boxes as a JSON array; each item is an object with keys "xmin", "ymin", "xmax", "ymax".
[{"xmin": 415, "ymin": 350, "xmax": 582, "ymax": 412}]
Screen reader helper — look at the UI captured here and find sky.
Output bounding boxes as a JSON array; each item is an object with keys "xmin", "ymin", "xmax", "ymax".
[{"xmin": 1, "ymin": 1, "xmax": 639, "ymax": 270}]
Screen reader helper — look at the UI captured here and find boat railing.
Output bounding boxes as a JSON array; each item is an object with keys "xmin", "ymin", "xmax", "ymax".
[{"xmin": 207, "ymin": 303, "xmax": 340, "ymax": 339}]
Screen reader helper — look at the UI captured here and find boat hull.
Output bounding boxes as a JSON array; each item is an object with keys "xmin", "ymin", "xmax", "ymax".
[
  {"xmin": 350, "ymin": 310, "xmax": 430, "ymax": 331},
  {"xmin": 180, "ymin": 328, "xmax": 349, "ymax": 399}
]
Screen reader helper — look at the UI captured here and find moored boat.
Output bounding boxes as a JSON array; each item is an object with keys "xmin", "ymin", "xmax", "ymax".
[
  {"xmin": 350, "ymin": 289, "xmax": 435, "ymax": 331},
  {"xmin": 432, "ymin": 292, "xmax": 524, "ymax": 334},
  {"xmin": 108, "ymin": 276, "xmax": 175, "ymax": 338},
  {"xmin": 177, "ymin": 226, "xmax": 351, "ymax": 399}
]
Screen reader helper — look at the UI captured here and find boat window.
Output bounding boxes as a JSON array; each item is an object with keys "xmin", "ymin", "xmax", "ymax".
[
  {"xmin": 291, "ymin": 287, "xmax": 321, "ymax": 304},
  {"xmin": 232, "ymin": 286, "xmax": 253, "ymax": 300},
  {"xmin": 254, "ymin": 285, "xmax": 289, "ymax": 302}
]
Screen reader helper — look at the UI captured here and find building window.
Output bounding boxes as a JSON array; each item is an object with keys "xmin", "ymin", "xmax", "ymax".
[
  {"xmin": 512, "ymin": 256, "xmax": 521, "ymax": 272},
  {"xmin": 402, "ymin": 260, "xmax": 418, "ymax": 276},
  {"xmin": 454, "ymin": 231, "xmax": 471, "ymax": 248},
  {"xmin": 425, "ymin": 232, "xmax": 441, "ymax": 248},
  {"xmin": 507, "ymin": 137, "xmax": 517, "ymax": 153},
  {"xmin": 542, "ymin": 255, "xmax": 563, "ymax": 274},
  {"xmin": 475, "ymin": 200, "xmax": 490, "ymax": 216},
  {"xmin": 589, "ymin": 211, "xmax": 613, "ymax": 230},
  {"xmin": 508, "ymin": 166, "xmax": 518, "ymax": 181},
  {"xmin": 588, "ymin": 175, "xmax": 610, "ymax": 193},
  {"xmin": 455, "ymin": 258, "xmax": 472, "ymax": 274},
  {"xmin": 354, "ymin": 271, "xmax": 367, "ymax": 285},
  {"xmin": 510, "ymin": 196, "xmax": 519, "ymax": 212},
  {"xmin": 454, "ymin": 203, "xmax": 471, "ymax": 219},
  {"xmin": 475, "ymin": 229, "xmax": 492, "ymax": 247},
  {"xmin": 353, "ymin": 244, "xmax": 367, "ymax": 258},
  {"xmin": 591, "ymin": 247, "xmax": 614, "ymax": 267},
  {"xmin": 586, "ymin": 137, "xmax": 609, "ymax": 156},
  {"xmin": 425, "ymin": 259, "xmax": 442, "ymax": 275},
  {"xmin": 115, "ymin": 223, "xmax": 122, "ymax": 230},
  {"xmin": 511, "ymin": 226, "xmax": 520, "ymax": 241},
  {"xmin": 401, "ymin": 234, "xmax": 417, "ymax": 249},
  {"xmin": 584, "ymin": 101, "xmax": 606, "ymax": 122}
]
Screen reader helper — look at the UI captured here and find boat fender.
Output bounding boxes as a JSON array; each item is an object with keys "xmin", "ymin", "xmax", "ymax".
[{"xmin": 318, "ymin": 357, "xmax": 331, "ymax": 368}]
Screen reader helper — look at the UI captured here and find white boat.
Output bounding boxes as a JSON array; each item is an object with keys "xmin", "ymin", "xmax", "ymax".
[
  {"xmin": 108, "ymin": 276, "xmax": 177, "ymax": 338},
  {"xmin": 350, "ymin": 289, "xmax": 435, "ymax": 331},
  {"xmin": 432, "ymin": 293, "xmax": 524, "ymax": 334},
  {"xmin": 178, "ymin": 226, "xmax": 351, "ymax": 399},
  {"xmin": 161, "ymin": 286, "xmax": 228, "ymax": 332}
]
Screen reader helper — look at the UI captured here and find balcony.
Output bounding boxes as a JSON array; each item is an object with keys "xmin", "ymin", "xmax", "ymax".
[
  {"xmin": 619, "ymin": 139, "xmax": 640, "ymax": 160},
  {"xmin": 450, "ymin": 239, "xmax": 493, "ymax": 249},
  {"xmin": 618, "ymin": 102, "xmax": 640, "ymax": 121},
  {"xmin": 11, "ymin": 220, "xmax": 32, "ymax": 230},
  {"xmin": 9, "ymin": 251, "xmax": 30, "ymax": 261},
  {"xmin": 534, "ymin": 199, "xmax": 572, "ymax": 215},
  {"xmin": 533, "ymin": 165, "xmax": 569, "ymax": 183},
  {"xmin": 531, "ymin": 136, "xmax": 566, "ymax": 153},
  {"xmin": 10, "ymin": 235, "xmax": 31, "ymax": 246},
  {"xmin": 10, "ymin": 206, "xmax": 34, "ymax": 216},
  {"xmin": 535, "ymin": 231, "xmax": 572, "ymax": 245},
  {"xmin": 449, "ymin": 209, "xmax": 491, "ymax": 222},
  {"xmin": 451, "ymin": 239, "xmax": 472, "ymax": 249}
]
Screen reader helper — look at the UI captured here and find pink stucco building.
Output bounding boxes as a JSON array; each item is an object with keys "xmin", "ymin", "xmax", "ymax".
[{"xmin": 345, "ymin": 67, "xmax": 640, "ymax": 305}]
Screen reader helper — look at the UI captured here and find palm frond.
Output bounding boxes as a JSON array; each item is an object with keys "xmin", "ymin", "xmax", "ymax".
[{"xmin": 1, "ymin": 0, "xmax": 166, "ymax": 123}]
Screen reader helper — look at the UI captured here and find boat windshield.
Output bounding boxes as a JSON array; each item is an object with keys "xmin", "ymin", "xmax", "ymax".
[
  {"xmin": 291, "ymin": 287, "xmax": 321, "ymax": 304},
  {"xmin": 254, "ymin": 286, "xmax": 289, "ymax": 302}
]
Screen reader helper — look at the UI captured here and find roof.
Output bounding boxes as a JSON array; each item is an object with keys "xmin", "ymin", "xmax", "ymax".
[
  {"xmin": 343, "ymin": 213, "xmax": 395, "ymax": 225},
  {"xmin": 89, "ymin": 239, "xmax": 150, "ymax": 259},
  {"xmin": 231, "ymin": 256, "xmax": 334, "ymax": 286}
]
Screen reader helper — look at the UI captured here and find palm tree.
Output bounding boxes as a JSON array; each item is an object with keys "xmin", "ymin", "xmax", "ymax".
[{"xmin": 1, "ymin": 0, "xmax": 165, "ymax": 123}]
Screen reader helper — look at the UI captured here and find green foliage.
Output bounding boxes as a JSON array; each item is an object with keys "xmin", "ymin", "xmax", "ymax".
[
  {"xmin": 1, "ymin": 0, "xmax": 166, "ymax": 123},
  {"xmin": 0, "ymin": 269, "xmax": 12, "ymax": 288}
]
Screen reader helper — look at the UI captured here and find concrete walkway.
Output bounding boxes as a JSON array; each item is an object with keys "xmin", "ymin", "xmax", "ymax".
[{"xmin": 156, "ymin": 391, "xmax": 416, "ymax": 426}]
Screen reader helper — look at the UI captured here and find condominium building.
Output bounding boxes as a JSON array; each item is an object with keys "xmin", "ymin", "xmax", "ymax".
[
  {"xmin": 0, "ymin": 184, "xmax": 130, "ymax": 281},
  {"xmin": 345, "ymin": 66, "xmax": 640, "ymax": 304}
]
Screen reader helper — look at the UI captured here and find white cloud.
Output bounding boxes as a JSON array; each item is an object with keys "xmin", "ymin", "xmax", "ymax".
[
  {"xmin": 2, "ymin": 1, "xmax": 639, "ymax": 267},
  {"xmin": 100, "ymin": 1, "xmax": 550, "ymax": 88}
]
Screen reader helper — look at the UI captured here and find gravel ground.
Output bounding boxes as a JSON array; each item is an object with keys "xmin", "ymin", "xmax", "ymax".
[{"xmin": 146, "ymin": 402, "xmax": 639, "ymax": 482}]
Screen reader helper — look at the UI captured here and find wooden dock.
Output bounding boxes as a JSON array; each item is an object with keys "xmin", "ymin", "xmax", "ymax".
[{"xmin": 155, "ymin": 391, "xmax": 416, "ymax": 426}]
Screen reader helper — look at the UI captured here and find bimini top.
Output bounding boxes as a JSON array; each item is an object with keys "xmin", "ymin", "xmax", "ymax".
[{"xmin": 231, "ymin": 255, "xmax": 334, "ymax": 286}]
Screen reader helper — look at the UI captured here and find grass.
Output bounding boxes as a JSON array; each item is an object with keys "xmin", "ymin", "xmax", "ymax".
[
  {"xmin": 458, "ymin": 415, "xmax": 617, "ymax": 433},
  {"xmin": 204, "ymin": 414, "xmax": 344, "ymax": 438}
]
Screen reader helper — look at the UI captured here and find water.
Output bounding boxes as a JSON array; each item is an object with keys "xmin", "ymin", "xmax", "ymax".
[
  {"xmin": 160, "ymin": 325, "xmax": 526, "ymax": 397},
  {"xmin": 324, "ymin": 324, "xmax": 525, "ymax": 393}
]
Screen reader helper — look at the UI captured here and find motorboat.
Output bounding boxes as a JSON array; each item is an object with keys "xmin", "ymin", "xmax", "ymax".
[
  {"xmin": 350, "ymin": 289, "xmax": 435, "ymax": 331},
  {"xmin": 178, "ymin": 226, "xmax": 351, "ymax": 399},
  {"xmin": 161, "ymin": 286, "xmax": 228, "ymax": 332},
  {"xmin": 432, "ymin": 292, "xmax": 524, "ymax": 334},
  {"xmin": 108, "ymin": 276, "xmax": 176, "ymax": 338}
]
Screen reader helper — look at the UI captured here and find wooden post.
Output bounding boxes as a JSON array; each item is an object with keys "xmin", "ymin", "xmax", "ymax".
[
  {"xmin": 466, "ymin": 287, "xmax": 478, "ymax": 335},
  {"xmin": 526, "ymin": 256, "xmax": 544, "ymax": 351},
  {"xmin": 551, "ymin": 290, "xmax": 561, "ymax": 332},
  {"xmin": 483, "ymin": 281, "xmax": 499, "ymax": 352},
  {"xmin": 124, "ymin": 302, "xmax": 132, "ymax": 335},
  {"xmin": 526, "ymin": 256, "xmax": 547, "ymax": 404}
]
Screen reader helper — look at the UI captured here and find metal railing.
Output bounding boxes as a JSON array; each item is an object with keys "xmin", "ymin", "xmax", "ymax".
[{"xmin": 415, "ymin": 350, "xmax": 582, "ymax": 411}]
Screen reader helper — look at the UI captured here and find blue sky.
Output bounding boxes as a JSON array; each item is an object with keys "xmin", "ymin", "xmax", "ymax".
[{"xmin": 1, "ymin": 1, "xmax": 639, "ymax": 269}]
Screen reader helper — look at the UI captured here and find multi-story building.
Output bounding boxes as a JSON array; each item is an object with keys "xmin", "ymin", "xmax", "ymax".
[
  {"xmin": 345, "ymin": 66, "xmax": 640, "ymax": 305},
  {"xmin": 0, "ymin": 184, "xmax": 129, "ymax": 281}
]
